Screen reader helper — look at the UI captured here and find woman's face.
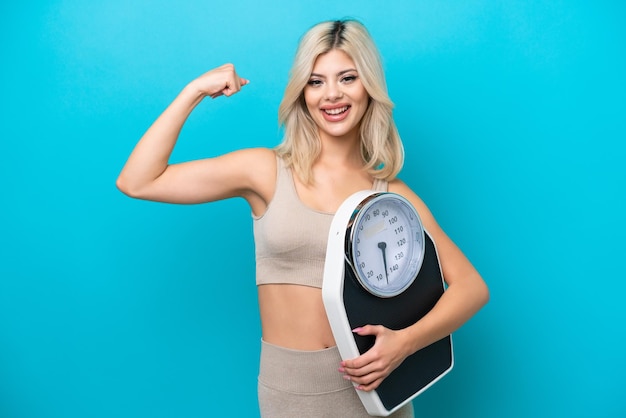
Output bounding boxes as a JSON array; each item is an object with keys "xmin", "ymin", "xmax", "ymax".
[{"xmin": 303, "ymin": 49, "xmax": 369, "ymax": 143}]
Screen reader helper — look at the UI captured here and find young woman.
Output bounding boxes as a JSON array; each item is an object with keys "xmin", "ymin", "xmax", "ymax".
[{"xmin": 117, "ymin": 19, "xmax": 489, "ymax": 418}]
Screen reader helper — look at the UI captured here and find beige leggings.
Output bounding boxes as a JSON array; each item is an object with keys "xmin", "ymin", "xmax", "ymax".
[{"xmin": 257, "ymin": 340, "xmax": 414, "ymax": 418}]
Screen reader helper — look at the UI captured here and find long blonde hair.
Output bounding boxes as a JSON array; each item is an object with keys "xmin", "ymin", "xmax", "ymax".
[{"xmin": 276, "ymin": 19, "xmax": 404, "ymax": 184}]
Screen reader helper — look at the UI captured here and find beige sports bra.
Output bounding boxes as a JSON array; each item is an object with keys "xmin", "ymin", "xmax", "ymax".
[{"xmin": 253, "ymin": 156, "xmax": 388, "ymax": 288}]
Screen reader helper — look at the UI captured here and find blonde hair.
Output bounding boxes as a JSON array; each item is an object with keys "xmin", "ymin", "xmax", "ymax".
[{"xmin": 276, "ymin": 19, "xmax": 404, "ymax": 184}]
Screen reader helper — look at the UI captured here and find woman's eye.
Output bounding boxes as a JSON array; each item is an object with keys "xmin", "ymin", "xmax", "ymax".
[
  {"xmin": 307, "ymin": 79, "xmax": 323, "ymax": 86},
  {"xmin": 342, "ymin": 75, "xmax": 358, "ymax": 83}
]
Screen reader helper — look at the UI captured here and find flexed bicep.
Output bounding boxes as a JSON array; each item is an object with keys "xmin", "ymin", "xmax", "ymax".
[
  {"xmin": 123, "ymin": 148, "xmax": 276, "ymax": 209},
  {"xmin": 116, "ymin": 63, "xmax": 253, "ymax": 204}
]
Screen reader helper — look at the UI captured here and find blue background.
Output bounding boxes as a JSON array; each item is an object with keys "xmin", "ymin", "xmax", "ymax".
[{"xmin": 1, "ymin": 1, "xmax": 624, "ymax": 417}]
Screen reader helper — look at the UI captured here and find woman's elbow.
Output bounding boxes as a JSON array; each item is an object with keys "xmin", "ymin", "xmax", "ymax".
[
  {"xmin": 476, "ymin": 276, "xmax": 490, "ymax": 308},
  {"xmin": 116, "ymin": 175, "xmax": 140, "ymax": 198}
]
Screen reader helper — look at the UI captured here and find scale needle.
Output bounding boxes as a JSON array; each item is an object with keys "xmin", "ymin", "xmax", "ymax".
[{"xmin": 378, "ymin": 242, "xmax": 389, "ymax": 284}]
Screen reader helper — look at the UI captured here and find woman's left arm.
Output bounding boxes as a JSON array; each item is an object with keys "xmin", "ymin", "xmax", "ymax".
[{"xmin": 339, "ymin": 180, "xmax": 490, "ymax": 391}]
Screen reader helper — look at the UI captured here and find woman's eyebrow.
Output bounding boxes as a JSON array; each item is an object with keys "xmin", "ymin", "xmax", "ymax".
[{"xmin": 309, "ymin": 69, "xmax": 358, "ymax": 78}]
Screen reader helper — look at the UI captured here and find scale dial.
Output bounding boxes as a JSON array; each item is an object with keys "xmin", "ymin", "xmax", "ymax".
[{"xmin": 346, "ymin": 193, "xmax": 425, "ymax": 298}]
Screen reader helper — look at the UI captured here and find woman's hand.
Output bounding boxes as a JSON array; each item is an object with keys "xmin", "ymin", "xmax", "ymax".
[
  {"xmin": 338, "ymin": 325, "xmax": 410, "ymax": 392},
  {"xmin": 191, "ymin": 63, "xmax": 250, "ymax": 99}
]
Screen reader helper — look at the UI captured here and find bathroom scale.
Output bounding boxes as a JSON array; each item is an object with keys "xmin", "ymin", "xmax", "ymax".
[{"xmin": 322, "ymin": 190, "xmax": 453, "ymax": 416}]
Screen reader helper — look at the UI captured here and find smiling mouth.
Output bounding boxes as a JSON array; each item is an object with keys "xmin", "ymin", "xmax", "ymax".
[{"xmin": 323, "ymin": 105, "xmax": 350, "ymax": 115}]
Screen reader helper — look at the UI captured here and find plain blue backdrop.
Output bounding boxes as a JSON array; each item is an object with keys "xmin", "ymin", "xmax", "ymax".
[{"xmin": 1, "ymin": 1, "xmax": 624, "ymax": 417}]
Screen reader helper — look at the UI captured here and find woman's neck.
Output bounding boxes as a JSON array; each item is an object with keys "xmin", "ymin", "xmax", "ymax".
[{"xmin": 317, "ymin": 130, "xmax": 363, "ymax": 169}]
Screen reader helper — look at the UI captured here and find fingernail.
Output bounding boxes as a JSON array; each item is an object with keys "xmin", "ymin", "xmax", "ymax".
[
  {"xmin": 343, "ymin": 375, "xmax": 351, "ymax": 381},
  {"xmin": 352, "ymin": 327, "xmax": 362, "ymax": 333},
  {"xmin": 338, "ymin": 367, "xmax": 345, "ymax": 373}
]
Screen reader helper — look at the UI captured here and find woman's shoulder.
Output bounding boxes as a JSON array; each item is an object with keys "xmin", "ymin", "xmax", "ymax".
[
  {"xmin": 228, "ymin": 147, "xmax": 277, "ymax": 173},
  {"xmin": 234, "ymin": 146, "xmax": 276, "ymax": 160},
  {"xmin": 228, "ymin": 146, "xmax": 277, "ymax": 182},
  {"xmin": 388, "ymin": 179, "xmax": 431, "ymax": 217},
  {"xmin": 388, "ymin": 178, "xmax": 441, "ymax": 236},
  {"xmin": 252, "ymin": 146, "xmax": 277, "ymax": 172}
]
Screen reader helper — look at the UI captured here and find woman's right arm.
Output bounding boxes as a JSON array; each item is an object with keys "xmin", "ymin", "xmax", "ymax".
[{"xmin": 116, "ymin": 64, "xmax": 264, "ymax": 205}]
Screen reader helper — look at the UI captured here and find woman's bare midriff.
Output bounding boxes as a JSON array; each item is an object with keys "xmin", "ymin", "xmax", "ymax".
[{"xmin": 258, "ymin": 284, "xmax": 337, "ymax": 350}]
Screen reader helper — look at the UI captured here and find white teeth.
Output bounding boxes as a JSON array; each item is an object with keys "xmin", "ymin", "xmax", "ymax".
[{"xmin": 324, "ymin": 106, "xmax": 349, "ymax": 115}]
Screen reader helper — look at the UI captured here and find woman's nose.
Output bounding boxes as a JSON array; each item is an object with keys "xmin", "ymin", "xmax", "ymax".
[{"xmin": 325, "ymin": 82, "xmax": 343, "ymax": 100}]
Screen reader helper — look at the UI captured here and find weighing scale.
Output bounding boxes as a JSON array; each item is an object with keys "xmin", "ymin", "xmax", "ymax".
[{"xmin": 322, "ymin": 190, "xmax": 453, "ymax": 416}]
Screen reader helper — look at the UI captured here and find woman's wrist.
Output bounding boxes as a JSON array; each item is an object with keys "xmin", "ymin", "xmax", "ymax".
[
  {"xmin": 166, "ymin": 80, "xmax": 207, "ymax": 115},
  {"xmin": 399, "ymin": 323, "xmax": 428, "ymax": 356},
  {"xmin": 181, "ymin": 78, "xmax": 210, "ymax": 102}
]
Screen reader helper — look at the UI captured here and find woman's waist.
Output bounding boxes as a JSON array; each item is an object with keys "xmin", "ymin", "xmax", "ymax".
[
  {"xmin": 260, "ymin": 320, "xmax": 336, "ymax": 350},
  {"xmin": 258, "ymin": 284, "xmax": 336, "ymax": 350}
]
